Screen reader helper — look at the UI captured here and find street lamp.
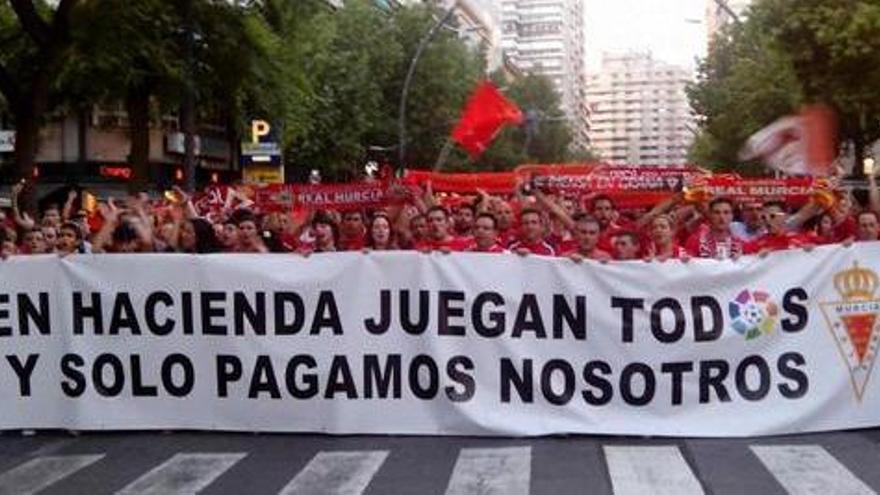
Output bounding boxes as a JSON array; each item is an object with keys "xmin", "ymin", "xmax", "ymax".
[
  {"xmin": 398, "ymin": 1, "xmax": 459, "ymax": 168},
  {"xmin": 864, "ymin": 157, "xmax": 875, "ymax": 176},
  {"xmin": 711, "ymin": 0, "xmax": 742, "ymax": 25}
]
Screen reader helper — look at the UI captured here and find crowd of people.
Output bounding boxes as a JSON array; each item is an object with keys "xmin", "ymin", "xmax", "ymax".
[{"xmin": 2, "ymin": 171, "xmax": 880, "ymax": 263}]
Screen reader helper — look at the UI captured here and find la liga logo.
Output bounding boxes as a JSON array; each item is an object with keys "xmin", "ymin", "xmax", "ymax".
[
  {"xmin": 819, "ymin": 262, "xmax": 880, "ymax": 401},
  {"xmin": 728, "ymin": 289, "xmax": 779, "ymax": 340}
]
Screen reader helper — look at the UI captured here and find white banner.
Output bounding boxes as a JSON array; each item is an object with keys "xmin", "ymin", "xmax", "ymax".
[{"xmin": 1, "ymin": 246, "xmax": 880, "ymax": 437}]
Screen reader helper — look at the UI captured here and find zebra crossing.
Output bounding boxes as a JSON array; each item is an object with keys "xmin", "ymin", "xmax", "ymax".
[{"xmin": 0, "ymin": 437, "xmax": 877, "ymax": 494}]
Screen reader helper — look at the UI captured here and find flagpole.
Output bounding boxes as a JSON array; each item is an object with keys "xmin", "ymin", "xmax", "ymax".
[
  {"xmin": 433, "ymin": 138, "xmax": 454, "ymax": 171},
  {"xmin": 398, "ymin": 2, "xmax": 458, "ymax": 170}
]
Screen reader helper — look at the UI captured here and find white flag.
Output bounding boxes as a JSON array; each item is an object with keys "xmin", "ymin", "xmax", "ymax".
[{"xmin": 739, "ymin": 105, "xmax": 836, "ymax": 176}]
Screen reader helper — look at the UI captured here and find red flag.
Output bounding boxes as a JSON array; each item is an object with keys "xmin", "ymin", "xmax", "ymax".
[{"xmin": 451, "ymin": 81, "xmax": 523, "ymax": 158}]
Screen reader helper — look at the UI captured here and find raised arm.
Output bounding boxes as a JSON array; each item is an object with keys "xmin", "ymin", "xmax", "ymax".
[
  {"xmin": 10, "ymin": 181, "xmax": 35, "ymax": 230},
  {"xmin": 62, "ymin": 189, "xmax": 77, "ymax": 221},
  {"xmin": 868, "ymin": 166, "xmax": 880, "ymax": 214},
  {"xmin": 91, "ymin": 199, "xmax": 120, "ymax": 253},
  {"xmin": 534, "ymin": 189, "xmax": 575, "ymax": 231},
  {"xmin": 634, "ymin": 192, "xmax": 683, "ymax": 230}
]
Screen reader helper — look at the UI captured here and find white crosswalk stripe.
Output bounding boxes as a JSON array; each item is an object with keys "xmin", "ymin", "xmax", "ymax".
[
  {"xmin": 0, "ymin": 454, "xmax": 104, "ymax": 495},
  {"xmin": 444, "ymin": 446, "xmax": 531, "ymax": 495},
  {"xmin": 751, "ymin": 445, "xmax": 876, "ymax": 495},
  {"xmin": 0, "ymin": 441, "xmax": 879, "ymax": 495},
  {"xmin": 278, "ymin": 450, "xmax": 389, "ymax": 495},
  {"xmin": 604, "ymin": 446, "xmax": 704, "ymax": 495},
  {"xmin": 115, "ymin": 452, "xmax": 246, "ymax": 495}
]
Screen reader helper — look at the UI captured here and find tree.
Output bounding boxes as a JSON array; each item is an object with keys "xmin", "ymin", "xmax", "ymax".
[
  {"xmin": 688, "ymin": 0, "xmax": 880, "ymax": 176},
  {"xmin": 60, "ymin": 0, "xmax": 184, "ymax": 191},
  {"xmin": 274, "ymin": 0, "xmax": 402, "ymax": 180},
  {"xmin": 0, "ymin": 0, "xmax": 80, "ymax": 182},
  {"xmin": 687, "ymin": 6, "xmax": 803, "ymax": 174},
  {"xmin": 762, "ymin": 0, "xmax": 880, "ymax": 174},
  {"xmin": 60, "ymin": 0, "xmax": 281, "ymax": 191},
  {"xmin": 387, "ymin": 3, "xmax": 485, "ymax": 171}
]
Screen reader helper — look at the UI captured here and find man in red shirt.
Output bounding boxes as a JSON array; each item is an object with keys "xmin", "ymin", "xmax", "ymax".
[
  {"xmin": 612, "ymin": 231, "xmax": 641, "ymax": 260},
  {"xmin": 746, "ymin": 201, "xmax": 811, "ymax": 255},
  {"xmin": 591, "ymin": 195, "xmax": 631, "ymax": 252},
  {"xmin": 454, "ymin": 203, "xmax": 476, "ymax": 237},
  {"xmin": 416, "ymin": 206, "xmax": 471, "ymax": 252},
  {"xmin": 338, "ymin": 210, "xmax": 367, "ymax": 251},
  {"xmin": 856, "ymin": 211, "xmax": 880, "ymax": 242},
  {"xmin": 468, "ymin": 213, "xmax": 506, "ymax": 253},
  {"xmin": 562, "ymin": 214, "xmax": 612, "ymax": 262},
  {"xmin": 509, "ymin": 208, "xmax": 555, "ymax": 256},
  {"xmin": 491, "ymin": 199, "xmax": 518, "ymax": 247},
  {"xmin": 685, "ymin": 198, "xmax": 744, "ymax": 259}
]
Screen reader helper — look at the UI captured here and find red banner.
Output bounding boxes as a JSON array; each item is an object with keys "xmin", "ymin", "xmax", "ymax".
[
  {"xmin": 523, "ymin": 165, "xmax": 709, "ymax": 209},
  {"xmin": 695, "ymin": 175, "xmax": 829, "ymax": 206},
  {"xmin": 191, "ymin": 166, "xmax": 829, "ymax": 215},
  {"xmin": 256, "ymin": 182, "xmax": 393, "ymax": 212},
  {"xmin": 196, "ymin": 182, "xmax": 395, "ymax": 213},
  {"xmin": 402, "ymin": 170, "xmax": 517, "ymax": 195}
]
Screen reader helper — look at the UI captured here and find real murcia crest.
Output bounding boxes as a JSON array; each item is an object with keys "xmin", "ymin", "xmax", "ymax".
[{"xmin": 819, "ymin": 262, "xmax": 880, "ymax": 401}]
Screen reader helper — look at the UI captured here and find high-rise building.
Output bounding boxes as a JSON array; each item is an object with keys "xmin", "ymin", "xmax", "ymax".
[
  {"xmin": 705, "ymin": 0, "xmax": 751, "ymax": 44},
  {"xmin": 497, "ymin": 0, "xmax": 590, "ymax": 150},
  {"xmin": 586, "ymin": 52, "xmax": 696, "ymax": 166}
]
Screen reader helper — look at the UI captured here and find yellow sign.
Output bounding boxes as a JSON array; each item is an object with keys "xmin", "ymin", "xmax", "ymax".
[
  {"xmin": 251, "ymin": 120, "xmax": 271, "ymax": 144},
  {"xmin": 243, "ymin": 164, "xmax": 284, "ymax": 185}
]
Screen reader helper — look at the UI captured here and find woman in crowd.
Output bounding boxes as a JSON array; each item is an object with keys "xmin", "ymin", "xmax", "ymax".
[
  {"xmin": 235, "ymin": 213, "xmax": 268, "ymax": 253},
  {"xmin": 645, "ymin": 214, "xmax": 689, "ymax": 261},
  {"xmin": 304, "ymin": 211, "xmax": 338, "ymax": 254},
  {"xmin": 180, "ymin": 218, "xmax": 223, "ymax": 254},
  {"xmin": 366, "ymin": 213, "xmax": 396, "ymax": 251}
]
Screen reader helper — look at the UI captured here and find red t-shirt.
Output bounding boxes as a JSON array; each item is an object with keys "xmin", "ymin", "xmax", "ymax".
[
  {"xmin": 509, "ymin": 239, "xmax": 556, "ymax": 256},
  {"xmin": 338, "ymin": 235, "xmax": 366, "ymax": 252},
  {"xmin": 498, "ymin": 228, "xmax": 518, "ymax": 248},
  {"xmin": 745, "ymin": 232, "xmax": 810, "ymax": 254},
  {"xmin": 555, "ymin": 239, "xmax": 578, "ymax": 255},
  {"xmin": 685, "ymin": 226, "xmax": 744, "ymax": 259},
  {"xmin": 834, "ymin": 216, "xmax": 858, "ymax": 242},
  {"xmin": 597, "ymin": 221, "xmax": 633, "ymax": 253},
  {"xmin": 416, "ymin": 236, "xmax": 471, "ymax": 252},
  {"xmin": 279, "ymin": 233, "xmax": 300, "ymax": 252},
  {"xmin": 559, "ymin": 246, "xmax": 612, "ymax": 260},
  {"xmin": 646, "ymin": 241, "xmax": 688, "ymax": 259},
  {"xmin": 468, "ymin": 242, "xmax": 506, "ymax": 253}
]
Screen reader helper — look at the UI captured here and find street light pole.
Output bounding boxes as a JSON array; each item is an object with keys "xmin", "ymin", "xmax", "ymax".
[
  {"xmin": 180, "ymin": 0, "xmax": 197, "ymax": 193},
  {"xmin": 398, "ymin": 2, "xmax": 458, "ymax": 168},
  {"xmin": 711, "ymin": 0, "xmax": 741, "ymax": 25}
]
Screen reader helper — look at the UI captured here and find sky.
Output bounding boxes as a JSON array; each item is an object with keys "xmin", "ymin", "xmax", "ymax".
[{"xmin": 583, "ymin": 0, "xmax": 708, "ymax": 72}]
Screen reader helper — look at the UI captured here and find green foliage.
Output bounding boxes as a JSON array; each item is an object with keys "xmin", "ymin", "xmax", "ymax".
[
  {"xmin": 286, "ymin": 0, "xmax": 404, "ymax": 178},
  {"xmin": 762, "ymin": 0, "xmax": 880, "ymax": 162},
  {"xmin": 389, "ymin": 3, "xmax": 485, "ymax": 171},
  {"xmin": 687, "ymin": 6, "xmax": 803, "ymax": 174},
  {"xmin": 1, "ymin": 0, "xmax": 578, "ymax": 182},
  {"xmin": 688, "ymin": 0, "xmax": 880, "ymax": 174},
  {"xmin": 59, "ymin": 0, "xmax": 182, "ymax": 109}
]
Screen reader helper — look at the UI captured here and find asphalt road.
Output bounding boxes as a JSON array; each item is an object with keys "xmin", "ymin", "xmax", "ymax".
[{"xmin": 0, "ymin": 428, "xmax": 879, "ymax": 494}]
